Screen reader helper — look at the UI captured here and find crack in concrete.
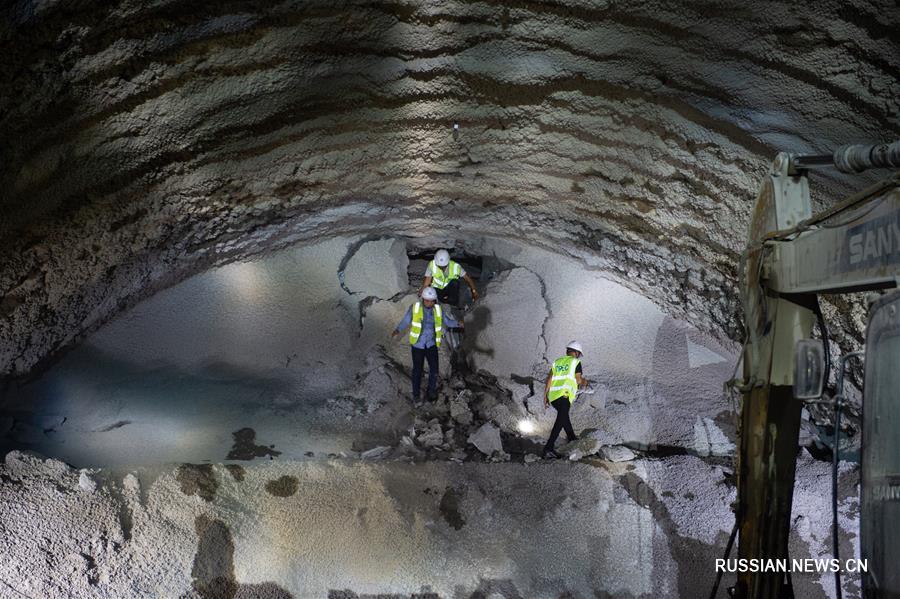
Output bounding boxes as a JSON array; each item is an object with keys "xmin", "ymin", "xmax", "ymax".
[
  {"xmin": 510, "ymin": 373, "xmax": 537, "ymax": 414},
  {"xmin": 516, "ymin": 265, "xmax": 552, "ymax": 365},
  {"xmin": 336, "ymin": 236, "xmax": 413, "ymax": 332},
  {"xmin": 335, "ymin": 234, "xmax": 392, "ymax": 297}
]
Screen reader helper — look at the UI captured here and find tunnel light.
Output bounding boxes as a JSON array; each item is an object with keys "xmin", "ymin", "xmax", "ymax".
[{"xmin": 517, "ymin": 419, "xmax": 535, "ymax": 434}]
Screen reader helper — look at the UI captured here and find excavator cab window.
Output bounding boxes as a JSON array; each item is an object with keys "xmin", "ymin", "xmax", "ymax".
[{"xmin": 861, "ymin": 290, "xmax": 900, "ymax": 597}]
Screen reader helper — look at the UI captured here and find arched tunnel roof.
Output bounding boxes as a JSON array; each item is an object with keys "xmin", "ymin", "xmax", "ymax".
[{"xmin": 0, "ymin": 0, "xmax": 898, "ymax": 376}]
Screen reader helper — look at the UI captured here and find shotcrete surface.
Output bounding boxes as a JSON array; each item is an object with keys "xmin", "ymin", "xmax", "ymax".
[{"xmin": 0, "ymin": 450, "xmax": 862, "ymax": 598}]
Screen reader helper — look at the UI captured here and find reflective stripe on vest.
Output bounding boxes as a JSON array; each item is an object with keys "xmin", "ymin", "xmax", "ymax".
[
  {"xmin": 548, "ymin": 355, "xmax": 580, "ymax": 403},
  {"xmin": 429, "ymin": 260, "xmax": 461, "ymax": 290},
  {"xmin": 409, "ymin": 302, "xmax": 443, "ymax": 347}
]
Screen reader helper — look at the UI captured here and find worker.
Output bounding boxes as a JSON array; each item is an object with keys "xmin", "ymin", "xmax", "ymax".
[
  {"xmin": 542, "ymin": 341, "xmax": 589, "ymax": 458},
  {"xmin": 418, "ymin": 249, "xmax": 480, "ymax": 307},
  {"xmin": 392, "ymin": 286, "xmax": 463, "ymax": 402}
]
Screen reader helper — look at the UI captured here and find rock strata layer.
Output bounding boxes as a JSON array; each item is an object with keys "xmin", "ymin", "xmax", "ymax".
[{"xmin": 1, "ymin": 1, "xmax": 898, "ymax": 376}]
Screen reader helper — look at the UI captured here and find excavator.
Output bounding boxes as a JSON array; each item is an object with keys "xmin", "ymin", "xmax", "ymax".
[{"xmin": 731, "ymin": 140, "xmax": 900, "ymax": 598}]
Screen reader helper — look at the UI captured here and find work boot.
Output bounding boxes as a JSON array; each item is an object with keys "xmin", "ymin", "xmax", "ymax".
[
  {"xmin": 427, "ymin": 391, "xmax": 438, "ymax": 402},
  {"xmin": 542, "ymin": 449, "xmax": 560, "ymax": 459}
]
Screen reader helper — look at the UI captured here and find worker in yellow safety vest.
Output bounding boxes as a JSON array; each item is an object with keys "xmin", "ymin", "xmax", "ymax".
[
  {"xmin": 418, "ymin": 249, "xmax": 480, "ymax": 307},
  {"xmin": 392, "ymin": 286, "xmax": 463, "ymax": 402},
  {"xmin": 542, "ymin": 341, "xmax": 589, "ymax": 458}
]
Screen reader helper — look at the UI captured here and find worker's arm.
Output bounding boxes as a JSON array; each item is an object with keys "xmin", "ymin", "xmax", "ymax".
[
  {"xmin": 391, "ymin": 306, "xmax": 413, "ymax": 337},
  {"xmin": 462, "ymin": 273, "xmax": 480, "ymax": 300},
  {"xmin": 442, "ymin": 310, "xmax": 463, "ymax": 329},
  {"xmin": 418, "ymin": 275, "xmax": 433, "ymax": 296},
  {"xmin": 543, "ymin": 372, "xmax": 552, "ymax": 407},
  {"xmin": 574, "ymin": 361, "xmax": 588, "ymax": 387}
]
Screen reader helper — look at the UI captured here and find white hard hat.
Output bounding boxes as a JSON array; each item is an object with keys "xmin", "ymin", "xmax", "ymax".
[
  {"xmin": 422, "ymin": 287, "xmax": 438, "ymax": 301},
  {"xmin": 566, "ymin": 341, "xmax": 584, "ymax": 355},
  {"xmin": 434, "ymin": 249, "xmax": 451, "ymax": 267}
]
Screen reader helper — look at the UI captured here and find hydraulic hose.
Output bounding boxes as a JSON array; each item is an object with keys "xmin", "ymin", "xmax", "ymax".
[
  {"xmin": 811, "ymin": 301, "xmax": 840, "ymax": 599},
  {"xmin": 832, "ymin": 351, "xmax": 864, "ymax": 599},
  {"xmin": 790, "ymin": 140, "xmax": 900, "ymax": 173},
  {"xmin": 832, "ymin": 386, "xmax": 843, "ymax": 599}
]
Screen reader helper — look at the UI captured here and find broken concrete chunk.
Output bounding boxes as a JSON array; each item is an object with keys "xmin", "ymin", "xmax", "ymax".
[
  {"xmin": 587, "ymin": 427, "xmax": 624, "ymax": 447},
  {"xmin": 487, "ymin": 403, "xmax": 517, "ymax": 433},
  {"xmin": 449, "ymin": 390, "xmax": 474, "ymax": 425},
  {"xmin": 78, "ymin": 471, "xmax": 97, "ymax": 493},
  {"xmin": 509, "ymin": 382, "xmax": 533, "ymax": 404},
  {"xmin": 489, "ymin": 450, "xmax": 511, "ymax": 462},
  {"xmin": 343, "ymin": 238, "xmax": 409, "ymax": 300},
  {"xmin": 601, "ymin": 445, "xmax": 637, "ymax": 462},
  {"xmin": 417, "ymin": 428, "xmax": 444, "ymax": 448},
  {"xmin": 123, "ymin": 473, "xmax": 140, "ymax": 495},
  {"xmin": 524, "ymin": 453, "xmax": 540, "ymax": 463},
  {"xmin": 558, "ymin": 437, "xmax": 601, "ymax": 460},
  {"xmin": 361, "ymin": 446, "xmax": 391, "ymax": 460},
  {"xmin": 467, "ymin": 423, "xmax": 503, "ymax": 456}
]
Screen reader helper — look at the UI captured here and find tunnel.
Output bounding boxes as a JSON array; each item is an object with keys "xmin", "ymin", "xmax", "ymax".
[{"xmin": 0, "ymin": 1, "xmax": 897, "ymax": 597}]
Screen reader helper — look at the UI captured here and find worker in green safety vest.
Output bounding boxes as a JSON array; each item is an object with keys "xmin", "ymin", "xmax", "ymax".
[
  {"xmin": 418, "ymin": 249, "xmax": 480, "ymax": 307},
  {"xmin": 392, "ymin": 286, "xmax": 463, "ymax": 402},
  {"xmin": 542, "ymin": 341, "xmax": 589, "ymax": 458}
]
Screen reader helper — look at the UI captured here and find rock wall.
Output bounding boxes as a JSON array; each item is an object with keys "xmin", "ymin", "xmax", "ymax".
[{"xmin": 2, "ymin": 0, "xmax": 898, "ymax": 377}]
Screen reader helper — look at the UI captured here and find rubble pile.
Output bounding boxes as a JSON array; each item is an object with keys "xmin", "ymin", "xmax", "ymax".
[
  {"xmin": 324, "ymin": 349, "xmax": 641, "ymax": 466},
  {"xmin": 324, "ymin": 346, "xmax": 406, "ymax": 419}
]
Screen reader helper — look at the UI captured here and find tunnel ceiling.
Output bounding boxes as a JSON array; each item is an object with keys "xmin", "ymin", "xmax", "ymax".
[{"xmin": 1, "ymin": 0, "xmax": 898, "ymax": 376}]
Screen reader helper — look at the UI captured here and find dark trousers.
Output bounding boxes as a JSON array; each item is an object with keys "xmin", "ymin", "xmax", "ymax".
[
  {"xmin": 411, "ymin": 345, "xmax": 439, "ymax": 399},
  {"xmin": 438, "ymin": 279, "xmax": 460, "ymax": 308},
  {"xmin": 544, "ymin": 397, "xmax": 577, "ymax": 452}
]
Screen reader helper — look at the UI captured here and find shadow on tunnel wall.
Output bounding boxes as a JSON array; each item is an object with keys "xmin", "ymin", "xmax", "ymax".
[
  {"xmin": 459, "ymin": 303, "xmax": 494, "ymax": 365},
  {"xmin": 193, "ymin": 513, "xmax": 294, "ymax": 599}
]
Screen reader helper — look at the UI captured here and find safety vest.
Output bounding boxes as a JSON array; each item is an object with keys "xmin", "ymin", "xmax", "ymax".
[
  {"xmin": 429, "ymin": 260, "xmax": 461, "ymax": 290},
  {"xmin": 409, "ymin": 301, "xmax": 443, "ymax": 347},
  {"xmin": 548, "ymin": 355, "xmax": 580, "ymax": 403}
]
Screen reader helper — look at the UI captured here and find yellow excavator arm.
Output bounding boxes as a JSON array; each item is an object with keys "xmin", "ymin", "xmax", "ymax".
[{"xmin": 735, "ymin": 142, "xmax": 900, "ymax": 598}]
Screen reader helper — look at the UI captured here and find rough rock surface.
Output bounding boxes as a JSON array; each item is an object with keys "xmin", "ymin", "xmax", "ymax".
[
  {"xmin": 558, "ymin": 437, "xmax": 601, "ymax": 461},
  {"xmin": 342, "ymin": 237, "xmax": 409, "ymax": 300},
  {"xmin": 0, "ymin": 6, "xmax": 889, "ymax": 595},
  {"xmin": 2, "ymin": 0, "xmax": 897, "ymax": 379},
  {"xmin": 467, "ymin": 422, "xmax": 503, "ymax": 456},
  {"xmin": 0, "ymin": 450, "xmax": 862, "ymax": 598},
  {"xmin": 601, "ymin": 444, "xmax": 638, "ymax": 462}
]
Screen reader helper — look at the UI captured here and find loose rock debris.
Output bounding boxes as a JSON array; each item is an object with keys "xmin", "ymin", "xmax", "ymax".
[{"xmin": 325, "ymin": 354, "xmax": 646, "ymax": 467}]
